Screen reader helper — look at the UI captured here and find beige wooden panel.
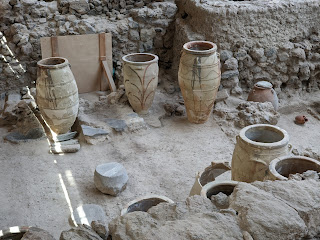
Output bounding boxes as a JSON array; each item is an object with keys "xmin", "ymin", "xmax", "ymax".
[{"xmin": 41, "ymin": 33, "xmax": 112, "ymax": 93}]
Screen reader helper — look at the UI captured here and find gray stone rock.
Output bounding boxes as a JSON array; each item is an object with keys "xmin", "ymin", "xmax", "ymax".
[
  {"xmin": 109, "ymin": 195, "xmax": 243, "ymax": 240},
  {"xmin": 21, "ymin": 227, "xmax": 55, "ymax": 240},
  {"xmin": 252, "ymin": 180, "xmax": 320, "ymax": 238},
  {"xmin": 91, "ymin": 221, "xmax": 109, "ymax": 240},
  {"xmin": 69, "ymin": 0, "xmax": 89, "ymax": 14},
  {"xmin": 250, "ymin": 48, "xmax": 266, "ymax": 62},
  {"xmin": 94, "ymin": 162, "xmax": 128, "ymax": 196},
  {"xmin": 236, "ymin": 102, "xmax": 280, "ymax": 128},
  {"xmin": 128, "ymin": 29, "xmax": 139, "ymax": 41},
  {"xmin": 81, "ymin": 125, "xmax": 109, "ymax": 137},
  {"xmin": 50, "ymin": 143, "xmax": 80, "ymax": 154},
  {"xmin": 60, "ymin": 225, "xmax": 103, "ymax": 240},
  {"xmin": 229, "ymin": 182, "xmax": 308, "ymax": 240},
  {"xmin": 223, "ymin": 57, "xmax": 238, "ymax": 70},
  {"xmin": 291, "ymin": 48, "xmax": 306, "ymax": 60},
  {"xmin": 125, "ymin": 113, "xmax": 146, "ymax": 132},
  {"xmin": 55, "ymin": 131, "xmax": 77, "ymax": 142},
  {"xmin": 215, "ymin": 89, "xmax": 229, "ymax": 103},
  {"xmin": 71, "ymin": 204, "xmax": 108, "ymax": 227},
  {"xmin": 220, "ymin": 50, "xmax": 233, "ymax": 62},
  {"xmin": 105, "ymin": 119, "xmax": 127, "ymax": 132},
  {"xmin": 221, "ymin": 70, "xmax": 239, "ymax": 80},
  {"xmin": 265, "ymin": 47, "xmax": 277, "ymax": 58},
  {"xmin": 5, "ymin": 128, "xmax": 45, "ymax": 143}
]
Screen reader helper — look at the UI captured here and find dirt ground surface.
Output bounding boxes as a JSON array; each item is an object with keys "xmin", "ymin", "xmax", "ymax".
[{"xmin": 0, "ymin": 90, "xmax": 319, "ymax": 239}]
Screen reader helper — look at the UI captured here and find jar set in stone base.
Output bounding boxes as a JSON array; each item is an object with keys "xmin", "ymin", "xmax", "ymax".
[{"xmin": 189, "ymin": 123, "xmax": 320, "ymax": 199}]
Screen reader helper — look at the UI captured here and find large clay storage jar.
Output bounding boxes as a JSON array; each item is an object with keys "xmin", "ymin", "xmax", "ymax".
[
  {"xmin": 36, "ymin": 57, "xmax": 79, "ymax": 134},
  {"xmin": 231, "ymin": 124, "xmax": 291, "ymax": 183},
  {"xmin": 247, "ymin": 81, "xmax": 279, "ymax": 110},
  {"xmin": 178, "ymin": 41, "xmax": 221, "ymax": 123},
  {"xmin": 122, "ymin": 53, "xmax": 159, "ymax": 114},
  {"xmin": 267, "ymin": 156, "xmax": 320, "ymax": 181}
]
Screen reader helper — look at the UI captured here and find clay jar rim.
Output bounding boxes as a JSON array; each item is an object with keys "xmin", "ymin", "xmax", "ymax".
[
  {"xmin": 122, "ymin": 53, "xmax": 159, "ymax": 65},
  {"xmin": 239, "ymin": 124, "xmax": 289, "ymax": 149},
  {"xmin": 37, "ymin": 57, "xmax": 69, "ymax": 69},
  {"xmin": 120, "ymin": 194, "xmax": 174, "ymax": 216},
  {"xmin": 269, "ymin": 155, "xmax": 320, "ymax": 180},
  {"xmin": 183, "ymin": 41, "xmax": 217, "ymax": 55},
  {"xmin": 200, "ymin": 180, "xmax": 238, "ymax": 199}
]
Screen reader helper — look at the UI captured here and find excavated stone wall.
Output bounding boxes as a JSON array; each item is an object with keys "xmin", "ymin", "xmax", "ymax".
[
  {"xmin": 1, "ymin": 0, "xmax": 319, "ymax": 96},
  {"xmin": 0, "ymin": 0, "xmax": 177, "ymax": 93},
  {"xmin": 174, "ymin": 0, "xmax": 320, "ymax": 95}
]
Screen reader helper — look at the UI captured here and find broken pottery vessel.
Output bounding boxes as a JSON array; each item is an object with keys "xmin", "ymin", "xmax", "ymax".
[
  {"xmin": 178, "ymin": 41, "xmax": 221, "ymax": 123},
  {"xmin": 247, "ymin": 81, "xmax": 279, "ymax": 111},
  {"xmin": 200, "ymin": 180, "xmax": 238, "ymax": 200},
  {"xmin": 189, "ymin": 162, "xmax": 231, "ymax": 196},
  {"xmin": 120, "ymin": 195, "xmax": 174, "ymax": 216},
  {"xmin": 231, "ymin": 124, "xmax": 291, "ymax": 182},
  {"xmin": 266, "ymin": 156, "xmax": 320, "ymax": 180},
  {"xmin": 36, "ymin": 57, "xmax": 79, "ymax": 134},
  {"xmin": 122, "ymin": 53, "xmax": 159, "ymax": 114}
]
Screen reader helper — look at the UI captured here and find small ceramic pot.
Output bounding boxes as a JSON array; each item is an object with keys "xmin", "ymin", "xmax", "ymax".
[
  {"xmin": 120, "ymin": 195, "xmax": 174, "ymax": 216},
  {"xmin": 295, "ymin": 115, "xmax": 308, "ymax": 124},
  {"xmin": 266, "ymin": 156, "xmax": 320, "ymax": 180},
  {"xmin": 200, "ymin": 180, "xmax": 238, "ymax": 199},
  {"xmin": 247, "ymin": 81, "xmax": 278, "ymax": 110}
]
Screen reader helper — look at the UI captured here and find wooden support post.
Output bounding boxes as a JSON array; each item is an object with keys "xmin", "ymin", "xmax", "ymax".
[
  {"xmin": 51, "ymin": 36, "xmax": 59, "ymax": 57},
  {"xmin": 99, "ymin": 33, "xmax": 116, "ymax": 92}
]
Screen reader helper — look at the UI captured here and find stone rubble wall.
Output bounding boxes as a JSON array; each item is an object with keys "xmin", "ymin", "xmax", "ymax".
[
  {"xmin": 173, "ymin": 0, "xmax": 320, "ymax": 95},
  {"xmin": 0, "ymin": 0, "xmax": 177, "ymax": 93}
]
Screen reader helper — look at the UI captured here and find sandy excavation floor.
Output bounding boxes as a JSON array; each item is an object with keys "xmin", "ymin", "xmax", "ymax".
[{"xmin": 0, "ymin": 90, "xmax": 319, "ymax": 239}]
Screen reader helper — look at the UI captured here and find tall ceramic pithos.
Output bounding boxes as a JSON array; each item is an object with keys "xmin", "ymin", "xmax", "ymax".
[
  {"xmin": 178, "ymin": 41, "xmax": 221, "ymax": 123},
  {"xmin": 36, "ymin": 57, "xmax": 79, "ymax": 134},
  {"xmin": 231, "ymin": 124, "xmax": 292, "ymax": 182},
  {"xmin": 122, "ymin": 53, "xmax": 159, "ymax": 114}
]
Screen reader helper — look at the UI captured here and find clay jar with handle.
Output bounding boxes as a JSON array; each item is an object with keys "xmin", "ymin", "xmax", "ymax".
[
  {"xmin": 178, "ymin": 41, "xmax": 221, "ymax": 123},
  {"xmin": 247, "ymin": 81, "xmax": 279, "ymax": 110},
  {"xmin": 122, "ymin": 53, "xmax": 159, "ymax": 115},
  {"xmin": 36, "ymin": 57, "xmax": 79, "ymax": 134},
  {"xmin": 231, "ymin": 124, "xmax": 292, "ymax": 183}
]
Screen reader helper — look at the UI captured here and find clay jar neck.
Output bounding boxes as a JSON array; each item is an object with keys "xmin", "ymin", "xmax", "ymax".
[
  {"xmin": 238, "ymin": 124, "xmax": 289, "ymax": 150},
  {"xmin": 183, "ymin": 41, "xmax": 217, "ymax": 55},
  {"xmin": 122, "ymin": 53, "xmax": 158, "ymax": 65},
  {"xmin": 37, "ymin": 57, "xmax": 69, "ymax": 69},
  {"xmin": 253, "ymin": 84, "xmax": 273, "ymax": 93}
]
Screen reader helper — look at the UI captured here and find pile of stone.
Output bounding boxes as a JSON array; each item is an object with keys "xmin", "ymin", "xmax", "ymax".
[
  {"xmin": 108, "ymin": 178, "xmax": 320, "ymax": 239},
  {"xmin": 214, "ymin": 101, "xmax": 280, "ymax": 129}
]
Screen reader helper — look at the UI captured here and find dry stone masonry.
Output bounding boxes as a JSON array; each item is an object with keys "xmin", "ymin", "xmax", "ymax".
[{"xmin": 0, "ymin": 0, "xmax": 177, "ymax": 92}]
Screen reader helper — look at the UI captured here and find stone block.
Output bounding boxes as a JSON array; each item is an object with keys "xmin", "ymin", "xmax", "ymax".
[{"xmin": 94, "ymin": 162, "xmax": 128, "ymax": 196}]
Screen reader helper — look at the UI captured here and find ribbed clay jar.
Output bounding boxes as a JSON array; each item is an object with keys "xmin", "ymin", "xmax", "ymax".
[
  {"xmin": 122, "ymin": 53, "xmax": 159, "ymax": 114},
  {"xmin": 231, "ymin": 124, "xmax": 291, "ymax": 182},
  {"xmin": 36, "ymin": 57, "xmax": 79, "ymax": 134},
  {"xmin": 178, "ymin": 41, "xmax": 221, "ymax": 123}
]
